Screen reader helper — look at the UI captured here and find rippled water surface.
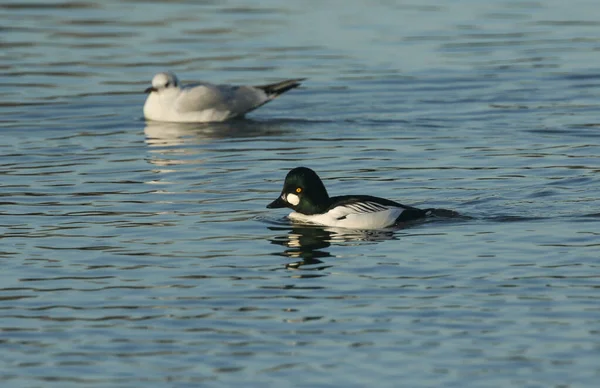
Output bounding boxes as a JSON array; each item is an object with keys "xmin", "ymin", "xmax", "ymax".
[{"xmin": 2, "ymin": 0, "xmax": 600, "ymax": 386}]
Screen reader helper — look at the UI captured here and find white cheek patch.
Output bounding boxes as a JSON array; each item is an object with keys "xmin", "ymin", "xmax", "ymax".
[{"xmin": 286, "ymin": 193, "xmax": 300, "ymax": 206}]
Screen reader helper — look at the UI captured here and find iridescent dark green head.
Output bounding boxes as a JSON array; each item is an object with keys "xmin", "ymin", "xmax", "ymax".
[{"xmin": 267, "ymin": 167, "xmax": 330, "ymax": 215}]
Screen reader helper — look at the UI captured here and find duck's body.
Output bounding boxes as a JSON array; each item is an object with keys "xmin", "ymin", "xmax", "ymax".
[
  {"xmin": 267, "ymin": 167, "xmax": 431, "ymax": 230},
  {"xmin": 143, "ymin": 72, "xmax": 304, "ymax": 123},
  {"xmin": 288, "ymin": 195, "xmax": 429, "ymax": 229}
]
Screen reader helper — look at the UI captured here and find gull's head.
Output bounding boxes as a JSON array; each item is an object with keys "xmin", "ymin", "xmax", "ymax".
[{"xmin": 145, "ymin": 72, "xmax": 179, "ymax": 94}]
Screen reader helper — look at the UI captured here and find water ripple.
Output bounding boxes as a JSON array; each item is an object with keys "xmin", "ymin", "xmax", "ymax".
[{"xmin": 1, "ymin": 0, "xmax": 600, "ymax": 387}]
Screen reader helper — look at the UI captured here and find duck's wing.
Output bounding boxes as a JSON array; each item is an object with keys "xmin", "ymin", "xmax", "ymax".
[{"xmin": 327, "ymin": 196, "xmax": 427, "ymax": 227}]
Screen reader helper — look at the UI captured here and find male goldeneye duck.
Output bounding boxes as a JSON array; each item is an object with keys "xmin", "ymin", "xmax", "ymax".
[{"xmin": 267, "ymin": 167, "xmax": 432, "ymax": 230}]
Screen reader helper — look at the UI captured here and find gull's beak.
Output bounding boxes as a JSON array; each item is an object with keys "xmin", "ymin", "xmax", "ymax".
[
  {"xmin": 144, "ymin": 86, "xmax": 158, "ymax": 94},
  {"xmin": 267, "ymin": 195, "xmax": 287, "ymax": 209}
]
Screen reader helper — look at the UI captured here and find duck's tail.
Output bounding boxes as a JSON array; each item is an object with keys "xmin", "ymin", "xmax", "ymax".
[{"xmin": 425, "ymin": 208, "xmax": 461, "ymax": 218}]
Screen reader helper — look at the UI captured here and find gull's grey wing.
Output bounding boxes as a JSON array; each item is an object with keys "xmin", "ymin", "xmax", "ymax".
[{"xmin": 174, "ymin": 82, "xmax": 268, "ymax": 117}]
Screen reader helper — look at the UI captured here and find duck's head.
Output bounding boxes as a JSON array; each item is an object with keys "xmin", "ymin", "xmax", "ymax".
[
  {"xmin": 144, "ymin": 72, "xmax": 179, "ymax": 94},
  {"xmin": 267, "ymin": 167, "xmax": 330, "ymax": 215}
]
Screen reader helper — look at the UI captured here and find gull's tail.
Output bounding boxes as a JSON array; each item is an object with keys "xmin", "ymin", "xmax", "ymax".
[{"xmin": 255, "ymin": 78, "xmax": 306, "ymax": 99}]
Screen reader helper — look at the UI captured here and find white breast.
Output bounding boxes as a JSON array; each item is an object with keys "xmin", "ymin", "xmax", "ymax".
[{"xmin": 144, "ymin": 90, "xmax": 234, "ymax": 123}]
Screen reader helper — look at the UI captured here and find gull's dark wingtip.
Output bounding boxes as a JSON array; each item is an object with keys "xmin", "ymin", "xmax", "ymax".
[{"xmin": 255, "ymin": 78, "xmax": 306, "ymax": 98}]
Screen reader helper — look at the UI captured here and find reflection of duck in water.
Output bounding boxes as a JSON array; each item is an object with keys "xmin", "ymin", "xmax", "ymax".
[
  {"xmin": 143, "ymin": 72, "xmax": 305, "ymax": 123},
  {"xmin": 267, "ymin": 167, "xmax": 458, "ymax": 229},
  {"xmin": 269, "ymin": 226, "xmax": 334, "ymax": 271},
  {"xmin": 270, "ymin": 225, "xmax": 397, "ymax": 250},
  {"xmin": 268, "ymin": 225, "xmax": 397, "ymax": 271}
]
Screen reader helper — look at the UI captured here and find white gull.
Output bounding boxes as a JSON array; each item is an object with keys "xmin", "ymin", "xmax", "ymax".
[{"xmin": 143, "ymin": 72, "xmax": 305, "ymax": 123}]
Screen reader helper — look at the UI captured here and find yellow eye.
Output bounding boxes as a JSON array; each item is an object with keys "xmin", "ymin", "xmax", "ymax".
[{"xmin": 295, "ymin": 187, "xmax": 302, "ymax": 193}]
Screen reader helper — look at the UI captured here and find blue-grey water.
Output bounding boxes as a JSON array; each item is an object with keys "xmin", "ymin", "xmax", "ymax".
[{"xmin": 1, "ymin": 1, "xmax": 600, "ymax": 387}]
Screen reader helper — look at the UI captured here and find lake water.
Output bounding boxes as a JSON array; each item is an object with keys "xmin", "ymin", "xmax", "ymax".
[{"xmin": 1, "ymin": 0, "xmax": 600, "ymax": 386}]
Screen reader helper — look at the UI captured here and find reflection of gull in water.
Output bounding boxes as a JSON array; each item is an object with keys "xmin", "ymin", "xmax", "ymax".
[
  {"xmin": 144, "ymin": 120, "xmax": 295, "ymax": 174},
  {"xmin": 144, "ymin": 119, "xmax": 292, "ymax": 147}
]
